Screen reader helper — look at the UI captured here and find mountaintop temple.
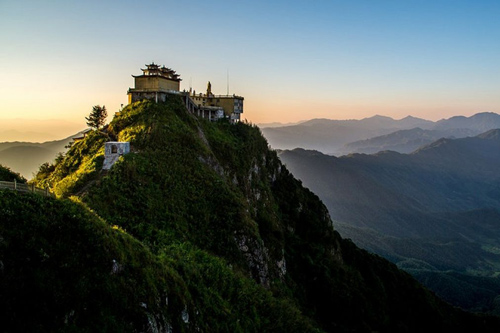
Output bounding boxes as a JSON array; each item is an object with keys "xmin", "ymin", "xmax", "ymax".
[{"xmin": 127, "ymin": 63, "xmax": 244, "ymax": 122}]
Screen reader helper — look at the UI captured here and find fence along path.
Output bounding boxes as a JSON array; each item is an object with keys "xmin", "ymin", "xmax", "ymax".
[{"xmin": 0, "ymin": 180, "xmax": 53, "ymax": 197}]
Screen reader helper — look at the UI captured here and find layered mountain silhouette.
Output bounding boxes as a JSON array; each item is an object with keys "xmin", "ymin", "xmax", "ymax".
[
  {"xmin": 278, "ymin": 129, "xmax": 500, "ymax": 314},
  {"xmin": 0, "ymin": 133, "xmax": 82, "ymax": 179},
  {"xmin": 263, "ymin": 112, "xmax": 500, "ymax": 155},
  {"xmin": 341, "ymin": 127, "xmax": 477, "ymax": 154}
]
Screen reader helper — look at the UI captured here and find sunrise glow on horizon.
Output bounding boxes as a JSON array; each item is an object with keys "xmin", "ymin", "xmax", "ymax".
[{"xmin": 2, "ymin": 0, "xmax": 500, "ymax": 139}]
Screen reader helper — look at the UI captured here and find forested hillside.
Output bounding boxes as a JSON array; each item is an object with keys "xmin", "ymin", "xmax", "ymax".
[{"xmin": 2, "ymin": 99, "xmax": 499, "ymax": 332}]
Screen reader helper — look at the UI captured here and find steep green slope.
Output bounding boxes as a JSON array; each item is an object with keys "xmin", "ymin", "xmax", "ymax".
[
  {"xmin": 20, "ymin": 98, "xmax": 500, "ymax": 331},
  {"xmin": 1, "ymin": 190, "xmax": 182, "ymax": 332},
  {"xmin": 0, "ymin": 190, "xmax": 317, "ymax": 332}
]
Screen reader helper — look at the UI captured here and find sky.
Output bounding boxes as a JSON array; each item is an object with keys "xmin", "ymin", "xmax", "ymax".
[{"xmin": 1, "ymin": 0, "xmax": 500, "ymax": 140}]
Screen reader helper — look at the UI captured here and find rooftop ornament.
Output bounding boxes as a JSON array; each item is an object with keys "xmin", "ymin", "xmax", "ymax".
[{"xmin": 139, "ymin": 62, "xmax": 181, "ymax": 81}]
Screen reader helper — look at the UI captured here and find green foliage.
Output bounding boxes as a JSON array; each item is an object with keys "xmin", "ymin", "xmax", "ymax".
[
  {"xmin": 160, "ymin": 243, "xmax": 320, "ymax": 332},
  {"xmin": 0, "ymin": 190, "xmax": 318, "ymax": 332},
  {"xmin": 87, "ymin": 101, "xmax": 251, "ymax": 256},
  {"xmin": 86, "ymin": 105, "xmax": 107, "ymax": 130},
  {"xmin": 0, "ymin": 190, "xmax": 184, "ymax": 332},
  {"xmin": 201, "ymin": 120, "xmax": 286, "ymax": 260},
  {"xmin": 0, "ymin": 164, "xmax": 25, "ymax": 182},
  {"xmin": 31, "ymin": 162, "xmax": 55, "ymax": 185},
  {"xmin": 31, "ymin": 130, "xmax": 107, "ymax": 197}
]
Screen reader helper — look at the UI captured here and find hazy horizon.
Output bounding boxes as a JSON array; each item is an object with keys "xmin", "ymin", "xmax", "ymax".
[
  {"xmin": 2, "ymin": 110, "xmax": 498, "ymax": 143},
  {"xmin": 0, "ymin": 118, "xmax": 85, "ymax": 143}
]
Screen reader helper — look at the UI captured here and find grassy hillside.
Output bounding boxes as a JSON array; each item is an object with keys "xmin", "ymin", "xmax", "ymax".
[{"xmin": 6, "ymin": 98, "xmax": 498, "ymax": 331}]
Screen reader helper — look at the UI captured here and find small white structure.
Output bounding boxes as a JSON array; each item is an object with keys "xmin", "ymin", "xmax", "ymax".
[{"xmin": 103, "ymin": 141, "xmax": 130, "ymax": 170}]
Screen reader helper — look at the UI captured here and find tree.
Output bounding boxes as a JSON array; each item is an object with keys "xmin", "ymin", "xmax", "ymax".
[{"xmin": 86, "ymin": 105, "xmax": 107, "ymax": 130}]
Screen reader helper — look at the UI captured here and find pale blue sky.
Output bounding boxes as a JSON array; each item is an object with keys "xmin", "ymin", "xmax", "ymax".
[{"xmin": 1, "ymin": 0, "xmax": 500, "ymax": 137}]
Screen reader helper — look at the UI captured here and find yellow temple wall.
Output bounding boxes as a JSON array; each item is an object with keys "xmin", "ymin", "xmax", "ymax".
[
  {"xmin": 189, "ymin": 95, "xmax": 243, "ymax": 116},
  {"xmin": 217, "ymin": 98, "xmax": 235, "ymax": 116},
  {"xmin": 134, "ymin": 76, "xmax": 180, "ymax": 91}
]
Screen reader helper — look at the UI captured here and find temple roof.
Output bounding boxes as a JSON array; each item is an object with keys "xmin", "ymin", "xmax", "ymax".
[{"xmin": 137, "ymin": 62, "xmax": 181, "ymax": 81}]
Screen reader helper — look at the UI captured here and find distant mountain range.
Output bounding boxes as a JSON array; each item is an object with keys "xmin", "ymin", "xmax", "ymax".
[
  {"xmin": 256, "ymin": 120, "xmax": 306, "ymax": 128},
  {"xmin": 0, "ymin": 118, "xmax": 84, "ymax": 142},
  {"xmin": 341, "ymin": 127, "xmax": 477, "ymax": 154},
  {"xmin": 0, "ymin": 132, "xmax": 84, "ymax": 179},
  {"xmin": 262, "ymin": 112, "xmax": 500, "ymax": 155},
  {"xmin": 278, "ymin": 129, "xmax": 500, "ymax": 314}
]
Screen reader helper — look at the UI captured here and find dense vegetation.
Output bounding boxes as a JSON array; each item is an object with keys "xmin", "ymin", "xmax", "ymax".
[
  {"xmin": 0, "ymin": 164, "xmax": 25, "ymax": 182},
  {"xmin": 2, "ymin": 98, "xmax": 500, "ymax": 331},
  {"xmin": 0, "ymin": 190, "xmax": 318, "ymax": 332}
]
